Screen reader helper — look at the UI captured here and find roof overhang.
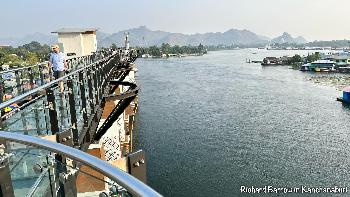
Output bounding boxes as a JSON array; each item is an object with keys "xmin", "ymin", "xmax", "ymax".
[{"xmin": 52, "ymin": 28, "xmax": 98, "ymax": 34}]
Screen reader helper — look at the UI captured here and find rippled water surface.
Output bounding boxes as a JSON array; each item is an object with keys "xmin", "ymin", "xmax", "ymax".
[{"xmin": 135, "ymin": 49, "xmax": 350, "ymax": 196}]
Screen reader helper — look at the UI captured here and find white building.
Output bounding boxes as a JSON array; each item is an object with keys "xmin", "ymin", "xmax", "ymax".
[{"xmin": 52, "ymin": 28, "xmax": 97, "ymax": 57}]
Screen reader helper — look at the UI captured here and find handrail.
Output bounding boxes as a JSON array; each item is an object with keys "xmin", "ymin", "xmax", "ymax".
[
  {"xmin": 0, "ymin": 131, "xmax": 162, "ymax": 197},
  {"xmin": 0, "ymin": 64, "xmax": 40, "ymax": 75},
  {"xmin": 0, "ymin": 51, "xmax": 98, "ymax": 75},
  {"xmin": 0, "ymin": 54, "xmax": 114, "ymax": 110}
]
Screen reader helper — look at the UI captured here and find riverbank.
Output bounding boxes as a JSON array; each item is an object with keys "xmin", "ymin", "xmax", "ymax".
[
  {"xmin": 141, "ymin": 53, "xmax": 205, "ymax": 58},
  {"xmin": 137, "ymin": 43, "xmax": 207, "ymax": 58},
  {"xmin": 307, "ymin": 74, "xmax": 350, "ymax": 91}
]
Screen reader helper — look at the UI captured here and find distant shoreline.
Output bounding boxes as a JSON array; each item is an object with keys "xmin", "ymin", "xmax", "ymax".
[{"xmin": 140, "ymin": 53, "xmax": 204, "ymax": 58}]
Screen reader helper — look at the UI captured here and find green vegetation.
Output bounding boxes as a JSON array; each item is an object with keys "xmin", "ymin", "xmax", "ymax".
[
  {"xmin": 137, "ymin": 43, "xmax": 207, "ymax": 57},
  {"xmin": 286, "ymin": 55, "xmax": 304, "ymax": 69},
  {"xmin": 0, "ymin": 41, "xmax": 50, "ymax": 68},
  {"xmin": 110, "ymin": 43, "xmax": 118, "ymax": 50},
  {"xmin": 306, "ymin": 52, "xmax": 321, "ymax": 62},
  {"xmin": 307, "ymin": 40, "xmax": 350, "ymax": 48},
  {"xmin": 290, "ymin": 54, "xmax": 303, "ymax": 64},
  {"xmin": 284, "ymin": 52, "xmax": 321, "ymax": 69}
]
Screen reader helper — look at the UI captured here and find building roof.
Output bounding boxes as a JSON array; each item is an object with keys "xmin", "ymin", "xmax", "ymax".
[
  {"xmin": 312, "ymin": 60, "xmax": 334, "ymax": 64},
  {"xmin": 52, "ymin": 28, "xmax": 97, "ymax": 33}
]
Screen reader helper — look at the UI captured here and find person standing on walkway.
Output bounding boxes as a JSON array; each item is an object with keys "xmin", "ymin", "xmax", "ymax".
[{"xmin": 48, "ymin": 44, "xmax": 67, "ymax": 94}]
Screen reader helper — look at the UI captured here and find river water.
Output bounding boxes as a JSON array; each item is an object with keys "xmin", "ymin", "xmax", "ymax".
[{"xmin": 135, "ymin": 49, "xmax": 350, "ymax": 196}]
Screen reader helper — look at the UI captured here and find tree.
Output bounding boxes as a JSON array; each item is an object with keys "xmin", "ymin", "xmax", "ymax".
[
  {"xmin": 4, "ymin": 54, "xmax": 23, "ymax": 67},
  {"xmin": 198, "ymin": 43, "xmax": 204, "ymax": 53},
  {"xmin": 22, "ymin": 41, "xmax": 42, "ymax": 51},
  {"xmin": 139, "ymin": 43, "xmax": 208, "ymax": 57},
  {"xmin": 25, "ymin": 52, "xmax": 39, "ymax": 65},
  {"xmin": 111, "ymin": 43, "xmax": 117, "ymax": 49},
  {"xmin": 148, "ymin": 46, "xmax": 161, "ymax": 57},
  {"xmin": 307, "ymin": 52, "xmax": 320, "ymax": 63},
  {"xmin": 161, "ymin": 43, "xmax": 171, "ymax": 55},
  {"xmin": 290, "ymin": 54, "xmax": 303, "ymax": 63},
  {"xmin": 18, "ymin": 41, "xmax": 50, "ymax": 61},
  {"xmin": 172, "ymin": 45, "xmax": 181, "ymax": 54}
]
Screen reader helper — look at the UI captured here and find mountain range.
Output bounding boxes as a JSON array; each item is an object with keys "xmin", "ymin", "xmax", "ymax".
[
  {"xmin": 0, "ymin": 26, "xmax": 308, "ymax": 47},
  {"xmin": 271, "ymin": 32, "xmax": 307, "ymax": 44},
  {"xmin": 0, "ymin": 32, "xmax": 56, "ymax": 47}
]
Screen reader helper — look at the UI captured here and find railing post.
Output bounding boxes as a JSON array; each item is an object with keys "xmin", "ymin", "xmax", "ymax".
[
  {"xmin": 39, "ymin": 64, "xmax": 44, "ymax": 86},
  {"xmin": 96, "ymin": 63, "xmax": 102, "ymax": 101},
  {"xmin": 46, "ymin": 88, "xmax": 59, "ymax": 135},
  {"xmin": 93, "ymin": 66, "xmax": 99, "ymax": 105},
  {"xmin": 48, "ymin": 62, "xmax": 53, "ymax": 82},
  {"xmin": 0, "ymin": 139, "xmax": 15, "ymax": 197},
  {"xmin": 21, "ymin": 112, "xmax": 28, "ymax": 135},
  {"xmin": 87, "ymin": 69, "xmax": 95, "ymax": 114},
  {"xmin": 79, "ymin": 72, "xmax": 88, "ymax": 127},
  {"xmin": 14, "ymin": 70, "xmax": 21, "ymax": 95},
  {"xmin": 34, "ymin": 108, "xmax": 43, "ymax": 135},
  {"xmin": 67, "ymin": 77, "xmax": 79, "ymax": 146},
  {"xmin": 67, "ymin": 60, "xmax": 71, "ymax": 71},
  {"xmin": 46, "ymin": 88, "xmax": 67, "ymax": 196},
  {"xmin": 28, "ymin": 67, "xmax": 34, "ymax": 90}
]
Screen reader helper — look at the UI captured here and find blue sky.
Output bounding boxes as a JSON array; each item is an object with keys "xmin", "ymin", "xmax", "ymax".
[{"xmin": 1, "ymin": 0, "xmax": 350, "ymax": 40}]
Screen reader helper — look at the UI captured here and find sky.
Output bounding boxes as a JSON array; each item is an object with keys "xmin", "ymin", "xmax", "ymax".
[{"xmin": 1, "ymin": 0, "xmax": 350, "ymax": 41}]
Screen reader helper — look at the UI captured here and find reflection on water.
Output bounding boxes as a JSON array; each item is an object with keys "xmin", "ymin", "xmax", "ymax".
[{"xmin": 136, "ymin": 49, "xmax": 350, "ymax": 196}]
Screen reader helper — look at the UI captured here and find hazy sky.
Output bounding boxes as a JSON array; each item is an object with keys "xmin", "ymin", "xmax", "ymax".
[{"xmin": 1, "ymin": 0, "xmax": 350, "ymax": 41}]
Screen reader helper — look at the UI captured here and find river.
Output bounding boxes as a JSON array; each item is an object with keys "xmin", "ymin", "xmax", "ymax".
[{"xmin": 135, "ymin": 49, "xmax": 350, "ymax": 196}]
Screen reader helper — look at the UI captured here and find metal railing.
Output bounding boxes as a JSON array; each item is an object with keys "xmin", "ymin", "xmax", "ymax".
[
  {"xmin": 0, "ymin": 50, "xmax": 111, "ymax": 105},
  {"xmin": 0, "ymin": 48, "xmax": 160, "ymax": 197},
  {"xmin": 0, "ymin": 131, "xmax": 162, "ymax": 197}
]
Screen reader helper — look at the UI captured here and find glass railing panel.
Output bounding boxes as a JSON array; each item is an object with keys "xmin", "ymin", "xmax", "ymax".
[
  {"xmin": 0, "ymin": 132, "xmax": 161, "ymax": 197},
  {"xmin": 29, "ymin": 169, "xmax": 52, "ymax": 197},
  {"xmin": 5, "ymin": 142, "xmax": 52, "ymax": 196},
  {"xmin": 2, "ymin": 100, "xmax": 48, "ymax": 136},
  {"xmin": 18, "ymin": 158, "xmax": 53, "ymax": 197},
  {"xmin": 3, "ymin": 142, "xmax": 137, "ymax": 197},
  {"xmin": 75, "ymin": 163, "xmax": 133, "ymax": 197}
]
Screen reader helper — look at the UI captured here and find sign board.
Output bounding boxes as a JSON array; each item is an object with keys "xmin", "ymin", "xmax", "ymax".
[{"xmin": 2, "ymin": 73, "xmax": 15, "ymax": 80}]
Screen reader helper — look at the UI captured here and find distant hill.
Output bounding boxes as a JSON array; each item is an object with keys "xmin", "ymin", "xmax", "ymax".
[
  {"xmin": 0, "ymin": 32, "xmax": 56, "ymax": 47},
  {"xmin": 0, "ymin": 27, "xmax": 310, "ymax": 48},
  {"xmin": 99, "ymin": 26, "xmax": 271, "ymax": 47},
  {"xmin": 271, "ymin": 32, "xmax": 307, "ymax": 44},
  {"xmin": 99, "ymin": 26, "xmax": 171, "ymax": 47},
  {"xmin": 0, "ymin": 31, "xmax": 110, "ymax": 47},
  {"xmin": 96, "ymin": 31, "xmax": 111, "ymax": 42}
]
